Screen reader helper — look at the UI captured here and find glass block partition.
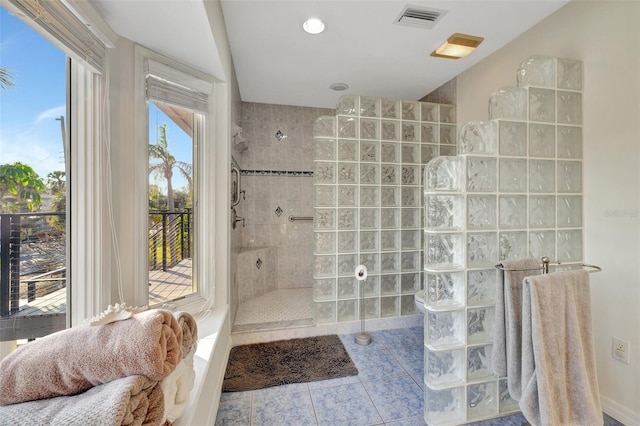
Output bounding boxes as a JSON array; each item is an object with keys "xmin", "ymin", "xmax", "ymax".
[
  {"xmin": 312, "ymin": 95, "xmax": 457, "ymax": 324},
  {"xmin": 423, "ymin": 56, "xmax": 584, "ymax": 425}
]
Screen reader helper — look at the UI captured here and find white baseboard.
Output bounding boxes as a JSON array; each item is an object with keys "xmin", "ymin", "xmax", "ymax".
[{"xmin": 601, "ymin": 395, "xmax": 640, "ymax": 425}]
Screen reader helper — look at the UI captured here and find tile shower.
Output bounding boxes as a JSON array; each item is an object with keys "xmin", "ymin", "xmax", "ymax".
[
  {"xmin": 423, "ymin": 56, "xmax": 584, "ymax": 424},
  {"xmin": 234, "ymin": 102, "xmax": 334, "ymax": 327},
  {"xmin": 312, "ymin": 96, "xmax": 458, "ymax": 323}
]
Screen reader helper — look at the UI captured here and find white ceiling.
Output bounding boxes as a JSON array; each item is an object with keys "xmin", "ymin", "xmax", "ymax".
[{"xmin": 91, "ymin": 0, "xmax": 570, "ymax": 109}]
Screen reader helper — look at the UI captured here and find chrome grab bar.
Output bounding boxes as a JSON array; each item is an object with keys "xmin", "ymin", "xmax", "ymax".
[
  {"xmin": 231, "ymin": 163, "xmax": 243, "ymax": 208},
  {"xmin": 288, "ymin": 215, "xmax": 313, "ymax": 222}
]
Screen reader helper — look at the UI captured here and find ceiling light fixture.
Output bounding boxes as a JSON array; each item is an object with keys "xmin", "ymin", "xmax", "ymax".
[
  {"xmin": 303, "ymin": 17, "xmax": 325, "ymax": 35},
  {"xmin": 329, "ymin": 83, "xmax": 349, "ymax": 91},
  {"xmin": 431, "ymin": 33, "xmax": 484, "ymax": 59}
]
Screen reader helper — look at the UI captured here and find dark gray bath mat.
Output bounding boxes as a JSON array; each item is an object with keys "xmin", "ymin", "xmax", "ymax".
[{"xmin": 222, "ymin": 334, "xmax": 358, "ymax": 392}]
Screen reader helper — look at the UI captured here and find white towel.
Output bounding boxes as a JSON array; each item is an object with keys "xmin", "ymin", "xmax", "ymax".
[
  {"xmin": 491, "ymin": 257, "xmax": 541, "ymax": 400},
  {"xmin": 160, "ymin": 348, "xmax": 196, "ymax": 424},
  {"xmin": 520, "ymin": 270, "xmax": 603, "ymax": 426}
]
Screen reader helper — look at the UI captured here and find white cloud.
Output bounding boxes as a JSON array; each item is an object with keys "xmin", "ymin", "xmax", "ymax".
[
  {"xmin": 0, "ymin": 124, "xmax": 65, "ymax": 178},
  {"xmin": 34, "ymin": 105, "xmax": 66, "ymax": 125}
]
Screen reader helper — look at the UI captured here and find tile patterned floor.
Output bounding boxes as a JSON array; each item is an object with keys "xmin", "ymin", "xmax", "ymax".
[{"xmin": 216, "ymin": 325, "xmax": 625, "ymax": 426}]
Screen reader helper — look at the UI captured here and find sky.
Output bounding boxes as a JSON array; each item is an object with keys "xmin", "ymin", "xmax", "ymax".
[
  {"xmin": 0, "ymin": 6, "xmax": 193, "ymax": 193},
  {"xmin": 0, "ymin": 7, "xmax": 67, "ymax": 180}
]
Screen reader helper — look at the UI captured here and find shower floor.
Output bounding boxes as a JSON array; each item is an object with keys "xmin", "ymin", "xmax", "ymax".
[{"xmin": 233, "ymin": 288, "xmax": 314, "ymax": 332}]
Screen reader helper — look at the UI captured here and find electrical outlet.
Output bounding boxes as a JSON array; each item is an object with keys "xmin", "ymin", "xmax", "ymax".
[{"xmin": 613, "ymin": 337, "xmax": 631, "ymax": 364}]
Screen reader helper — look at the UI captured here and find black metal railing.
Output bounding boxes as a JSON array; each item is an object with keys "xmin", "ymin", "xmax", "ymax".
[
  {"xmin": 0, "ymin": 212, "xmax": 66, "ymax": 318},
  {"xmin": 148, "ymin": 209, "xmax": 192, "ymax": 272}
]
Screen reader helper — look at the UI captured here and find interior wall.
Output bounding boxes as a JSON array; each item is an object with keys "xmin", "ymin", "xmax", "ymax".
[
  {"xmin": 420, "ymin": 78, "xmax": 457, "ymax": 105},
  {"xmin": 108, "ymin": 37, "xmax": 137, "ymax": 305},
  {"xmin": 455, "ymin": 1, "xmax": 640, "ymax": 421}
]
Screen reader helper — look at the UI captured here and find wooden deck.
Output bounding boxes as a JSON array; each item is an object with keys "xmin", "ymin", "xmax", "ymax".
[
  {"xmin": 0, "ymin": 259, "xmax": 193, "ymax": 341},
  {"xmin": 149, "ymin": 258, "xmax": 193, "ymax": 305},
  {"xmin": 0, "ymin": 288, "xmax": 67, "ymax": 341}
]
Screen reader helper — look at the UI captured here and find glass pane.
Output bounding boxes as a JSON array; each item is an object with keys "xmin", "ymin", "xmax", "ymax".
[
  {"xmin": 148, "ymin": 102, "xmax": 195, "ymax": 305},
  {"xmin": 0, "ymin": 8, "xmax": 68, "ymax": 348}
]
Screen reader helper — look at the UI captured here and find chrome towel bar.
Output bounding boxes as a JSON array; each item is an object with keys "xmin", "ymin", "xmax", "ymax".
[{"xmin": 495, "ymin": 256, "xmax": 601, "ymax": 274}]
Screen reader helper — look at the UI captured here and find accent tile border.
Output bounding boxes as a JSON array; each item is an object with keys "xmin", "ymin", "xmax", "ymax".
[{"xmin": 242, "ymin": 169, "xmax": 314, "ymax": 177}]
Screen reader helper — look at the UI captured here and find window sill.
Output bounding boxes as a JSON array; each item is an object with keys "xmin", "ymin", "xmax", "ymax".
[{"xmin": 174, "ymin": 304, "xmax": 230, "ymax": 426}]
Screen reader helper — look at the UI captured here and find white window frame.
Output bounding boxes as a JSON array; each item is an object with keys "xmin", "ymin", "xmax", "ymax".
[
  {"xmin": 133, "ymin": 45, "xmax": 215, "ymax": 311},
  {"xmin": 68, "ymin": 60, "xmax": 111, "ymax": 326}
]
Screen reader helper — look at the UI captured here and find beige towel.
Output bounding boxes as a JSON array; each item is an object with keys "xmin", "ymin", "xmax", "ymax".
[
  {"xmin": 0, "ymin": 309, "xmax": 182, "ymax": 406},
  {"xmin": 491, "ymin": 257, "xmax": 541, "ymax": 400},
  {"xmin": 520, "ymin": 270, "xmax": 603, "ymax": 426},
  {"xmin": 173, "ymin": 311, "xmax": 197, "ymax": 357},
  {"xmin": 0, "ymin": 375, "xmax": 164, "ymax": 426}
]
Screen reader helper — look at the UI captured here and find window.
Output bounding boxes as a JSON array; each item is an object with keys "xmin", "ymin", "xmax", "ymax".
[
  {"xmin": 0, "ymin": 8, "xmax": 68, "ymax": 344},
  {"xmin": 0, "ymin": 1, "xmax": 115, "ymax": 354},
  {"xmin": 148, "ymin": 102, "xmax": 197, "ymax": 305},
  {"xmin": 136, "ymin": 47, "xmax": 212, "ymax": 308}
]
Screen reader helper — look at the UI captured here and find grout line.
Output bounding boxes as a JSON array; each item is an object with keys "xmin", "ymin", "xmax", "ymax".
[{"xmin": 306, "ymin": 383, "xmax": 321, "ymax": 426}]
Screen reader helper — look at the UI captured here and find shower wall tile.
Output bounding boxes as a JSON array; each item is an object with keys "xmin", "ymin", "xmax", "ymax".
[
  {"xmin": 557, "ymin": 91, "xmax": 582, "ymax": 124},
  {"xmin": 499, "ymin": 231, "xmax": 528, "ymax": 261},
  {"xmin": 239, "ymin": 102, "xmax": 334, "ymax": 292},
  {"xmin": 557, "ymin": 160, "xmax": 582, "ymax": 193},
  {"xmin": 467, "ymin": 157, "xmax": 497, "ymax": 192},
  {"xmin": 498, "ymin": 195, "xmax": 527, "ymax": 229},
  {"xmin": 337, "ymin": 95, "xmax": 359, "ymax": 116},
  {"xmin": 529, "ymin": 88, "xmax": 556, "ymax": 122},
  {"xmin": 557, "ymin": 195, "xmax": 582, "ymax": 227},
  {"xmin": 467, "ymin": 195, "xmax": 497, "ymax": 230},
  {"xmin": 499, "ymin": 158, "xmax": 527, "ymax": 192},
  {"xmin": 314, "ymin": 95, "xmax": 456, "ymax": 326},
  {"xmin": 557, "ymin": 126, "xmax": 583, "ymax": 159},
  {"xmin": 424, "ymin": 56, "xmax": 584, "ymax": 425},
  {"xmin": 381, "ymin": 99, "xmax": 401, "ymax": 119},
  {"xmin": 460, "ymin": 121, "xmax": 497, "ymax": 155},
  {"xmin": 467, "ymin": 270, "xmax": 496, "ymax": 307},
  {"xmin": 529, "ymin": 124, "xmax": 555, "ymax": 157},
  {"xmin": 360, "ymin": 96, "xmax": 380, "ymax": 117},
  {"xmin": 421, "ymin": 123, "xmax": 438, "ymax": 144},
  {"xmin": 421, "ymin": 144, "xmax": 439, "ymax": 164},
  {"xmin": 517, "ymin": 55, "xmax": 556, "ymax": 88},
  {"xmin": 529, "ymin": 159, "xmax": 556, "ymax": 193},
  {"xmin": 488, "ymin": 87, "xmax": 527, "ymax": 120}
]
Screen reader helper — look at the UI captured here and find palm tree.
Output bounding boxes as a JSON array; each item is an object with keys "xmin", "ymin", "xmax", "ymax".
[
  {"xmin": 148, "ymin": 124, "xmax": 192, "ymax": 212},
  {"xmin": 0, "ymin": 66, "xmax": 15, "ymax": 93},
  {"xmin": 46, "ymin": 171, "xmax": 66, "ymax": 194}
]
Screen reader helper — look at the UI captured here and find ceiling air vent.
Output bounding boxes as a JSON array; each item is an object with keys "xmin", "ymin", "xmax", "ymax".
[{"xmin": 394, "ymin": 5, "xmax": 447, "ymax": 29}]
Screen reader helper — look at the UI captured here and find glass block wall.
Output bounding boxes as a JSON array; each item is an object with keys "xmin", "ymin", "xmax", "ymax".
[
  {"xmin": 423, "ymin": 56, "xmax": 584, "ymax": 425},
  {"xmin": 312, "ymin": 95, "xmax": 457, "ymax": 324}
]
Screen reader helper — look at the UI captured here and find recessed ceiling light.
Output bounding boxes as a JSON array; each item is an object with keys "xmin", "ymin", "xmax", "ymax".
[
  {"xmin": 431, "ymin": 33, "xmax": 484, "ymax": 59},
  {"xmin": 329, "ymin": 83, "xmax": 349, "ymax": 91},
  {"xmin": 303, "ymin": 17, "xmax": 325, "ymax": 35}
]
